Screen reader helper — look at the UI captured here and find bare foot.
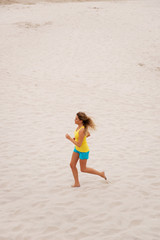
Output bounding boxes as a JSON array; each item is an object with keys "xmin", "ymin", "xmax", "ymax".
[
  {"xmin": 101, "ymin": 171, "xmax": 107, "ymax": 180},
  {"xmin": 71, "ymin": 183, "xmax": 80, "ymax": 187}
]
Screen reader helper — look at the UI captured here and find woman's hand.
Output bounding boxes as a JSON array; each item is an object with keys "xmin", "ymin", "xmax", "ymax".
[
  {"xmin": 65, "ymin": 132, "xmax": 84, "ymax": 148},
  {"xmin": 65, "ymin": 134, "xmax": 71, "ymax": 140}
]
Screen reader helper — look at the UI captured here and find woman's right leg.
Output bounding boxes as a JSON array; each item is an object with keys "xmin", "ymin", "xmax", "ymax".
[
  {"xmin": 70, "ymin": 151, "xmax": 80, "ymax": 187},
  {"xmin": 80, "ymin": 159, "xmax": 107, "ymax": 180}
]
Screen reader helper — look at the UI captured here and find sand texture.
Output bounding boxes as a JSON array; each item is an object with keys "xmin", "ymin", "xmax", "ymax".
[
  {"xmin": 0, "ymin": 0, "xmax": 113, "ymax": 5},
  {"xmin": 0, "ymin": 0, "xmax": 160, "ymax": 239}
]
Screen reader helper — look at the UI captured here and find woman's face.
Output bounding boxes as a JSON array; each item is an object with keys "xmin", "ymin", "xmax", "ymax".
[{"xmin": 75, "ymin": 115, "xmax": 82, "ymax": 125}]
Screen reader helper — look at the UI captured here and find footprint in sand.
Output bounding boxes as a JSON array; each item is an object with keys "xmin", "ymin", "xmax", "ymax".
[
  {"xmin": 138, "ymin": 63, "xmax": 145, "ymax": 67},
  {"xmin": 155, "ymin": 67, "xmax": 160, "ymax": 71},
  {"xmin": 15, "ymin": 21, "xmax": 52, "ymax": 30},
  {"xmin": 129, "ymin": 219, "xmax": 142, "ymax": 227}
]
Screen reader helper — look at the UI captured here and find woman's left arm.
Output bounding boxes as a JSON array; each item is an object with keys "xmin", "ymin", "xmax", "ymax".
[{"xmin": 65, "ymin": 129, "xmax": 85, "ymax": 147}]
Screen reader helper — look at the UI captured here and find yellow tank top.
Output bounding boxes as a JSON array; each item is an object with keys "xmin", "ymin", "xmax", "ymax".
[{"xmin": 74, "ymin": 126, "xmax": 89, "ymax": 152}]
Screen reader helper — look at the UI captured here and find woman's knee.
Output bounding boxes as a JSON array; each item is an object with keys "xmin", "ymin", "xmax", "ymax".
[
  {"xmin": 70, "ymin": 162, "xmax": 76, "ymax": 169},
  {"xmin": 80, "ymin": 166, "xmax": 86, "ymax": 172}
]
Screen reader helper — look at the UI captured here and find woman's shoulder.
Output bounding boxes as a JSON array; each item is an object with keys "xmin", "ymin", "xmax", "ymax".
[{"xmin": 79, "ymin": 127, "xmax": 85, "ymax": 134}]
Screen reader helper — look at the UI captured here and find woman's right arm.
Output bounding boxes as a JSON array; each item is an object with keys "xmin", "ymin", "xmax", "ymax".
[{"xmin": 86, "ymin": 132, "xmax": 90, "ymax": 137}]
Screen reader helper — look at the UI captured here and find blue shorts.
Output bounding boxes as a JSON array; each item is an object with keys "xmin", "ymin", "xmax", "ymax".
[{"xmin": 73, "ymin": 147, "xmax": 90, "ymax": 160}]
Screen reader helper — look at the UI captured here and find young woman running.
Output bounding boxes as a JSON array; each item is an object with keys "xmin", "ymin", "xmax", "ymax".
[{"xmin": 65, "ymin": 112, "xmax": 107, "ymax": 187}]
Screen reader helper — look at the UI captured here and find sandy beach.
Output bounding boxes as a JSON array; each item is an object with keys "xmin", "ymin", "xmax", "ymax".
[
  {"xmin": 0, "ymin": 0, "xmax": 160, "ymax": 239},
  {"xmin": 0, "ymin": 0, "xmax": 113, "ymax": 5}
]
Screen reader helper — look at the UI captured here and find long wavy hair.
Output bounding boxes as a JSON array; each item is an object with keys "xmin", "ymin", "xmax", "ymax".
[{"xmin": 77, "ymin": 112, "xmax": 96, "ymax": 134}]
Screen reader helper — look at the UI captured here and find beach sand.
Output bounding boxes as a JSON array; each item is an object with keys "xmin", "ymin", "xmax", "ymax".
[
  {"xmin": 0, "ymin": 0, "xmax": 160, "ymax": 239},
  {"xmin": 0, "ymin": 0, "xmax": 114, "ymax": 5}
]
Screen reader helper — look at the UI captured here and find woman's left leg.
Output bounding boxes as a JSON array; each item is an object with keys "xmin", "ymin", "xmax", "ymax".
[
  {"xmin": 80, "ymin": 159, "xmax": 107, "ymax": 179},
  {"xmin": 70, "ymin": 151, "xmax": 80, "ymax": 187}
]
